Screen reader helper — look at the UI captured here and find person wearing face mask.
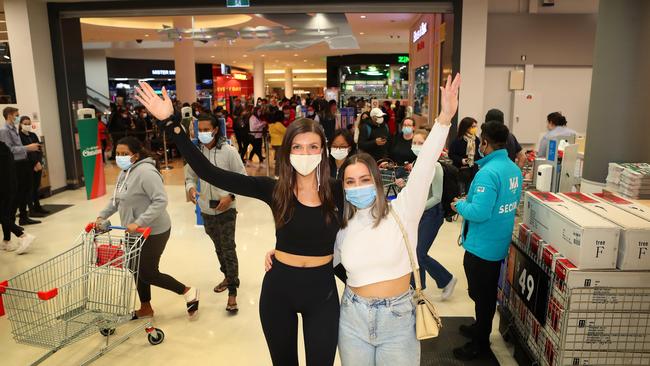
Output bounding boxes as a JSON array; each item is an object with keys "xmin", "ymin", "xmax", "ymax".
[
  {"xmin": 134, "ymin": 107, "xmax": 151, "ymax": 143},
  {"xmin": 97, "ymin": 136, "xmax": 199, "ymax": 320},
  {"xmin": 353, "ymin": 111, "xmax": 371, "ymax": 145},
  {"xmin": 135, "ymin": 80, "xmax": 345, "ymax": 366},
  {"xmin": 305, "ymin": 105, "xmax": 320, "ymax": 123},
  {"xmin": 358, "ymin": 108, "xmax": 391, "ymax": 161},
  {"xmin": 328, "ymin": 129, "xmax": 355, "ymax": 180},
  {"xmin": 185, "ymin": 113, "xmax": 246, "ymax": 312},
  {"xmin": 387, "ymin": 117, "xmax": 418, "ymax": 165},
  {"xmin": 449, "ymin": 117, "xmax": 480, "ymax": 195},
  {"xmin": 410, "ymin": 129, "xmax": 457, "ymax": 300},
  {"xmin": 331, "ymin": 74, "xmax": 460, "ymax": 366},
  {"xmin": 19, "ymin": 116, "xmax": 49, "ymax": 218},
  {"xmin": 248, "ymin": 106, "xmax": 266, "ymax": 165},
  {"xmin": 282, "ymin": 105, "xmax": 295, "ymax": 126},
  {"xmin": 450, "ymin": 121, "xmax": 522, "ymax": 361},
  {"xmin": 0, "ymin": 107, "xmax": 41, "ymax": 227}
]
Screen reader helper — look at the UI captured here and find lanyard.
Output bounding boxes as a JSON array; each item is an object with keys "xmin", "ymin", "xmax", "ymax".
[{"xmin": 112, "ymin": 168, "xmax": 131, "ymax": 207}]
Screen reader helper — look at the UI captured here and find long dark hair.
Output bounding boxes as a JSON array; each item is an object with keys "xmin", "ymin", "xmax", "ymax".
[
  {"xmin": 339, "ymin": 153, "xmax": 388, "ymax": 228},
  {"xmin": 272, "ymin": 118, "xmax": 337, "ymax": 227},
  {"xmin": 457, "ymin": 117, "xmax": 477, "ymax": 139},
  {"xmin": 117, "ymin": 136, "xmax": 153, "ymax": 162}
]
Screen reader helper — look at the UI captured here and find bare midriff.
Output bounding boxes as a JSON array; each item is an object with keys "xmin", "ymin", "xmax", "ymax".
[
  {"xmin": 350, "ymin": 273, "xmax": 411, "ymax": 299},
  {"xmin": 275, "ymin": 250, "xmax": 333, "ymax": 268}
]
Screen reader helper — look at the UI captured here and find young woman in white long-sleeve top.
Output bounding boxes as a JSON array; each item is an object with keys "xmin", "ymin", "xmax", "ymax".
[{"xmin": 265, "ymin": 74, "xmax": 460, "ymax": 366}]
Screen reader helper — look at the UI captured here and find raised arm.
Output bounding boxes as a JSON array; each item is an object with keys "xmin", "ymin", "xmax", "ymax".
[
  {"xmin": 393, "ymin": 74, "xmax": 460, "ymax": 222},
  {"xmin": 135, "ymin": 82, "xmax": 275, "ymax": 204}
]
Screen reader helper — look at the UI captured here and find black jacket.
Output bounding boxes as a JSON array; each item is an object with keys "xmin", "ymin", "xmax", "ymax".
[
  {"xmin": 19, "ymin": 131, "xmax": 42, "ymax": 165},
  {"xmin": 449, "ymin": 136, "xmax": 480, "ymax": 169},
  {"xmin": 388, "ymin": 133, "xmax": 417, "ymax": 165},
  {"xmin": 358, "ymin": 120, "xmax": 391, "ymax": 161},
  {"xmin": 0, "ymin": 141, "xmax": 17, "ymax": 193}
]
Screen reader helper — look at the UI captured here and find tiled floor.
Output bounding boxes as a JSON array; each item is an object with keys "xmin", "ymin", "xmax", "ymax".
[{"xmin": 0, "ymin": 160, "xmax": 517, "ymax": 365}]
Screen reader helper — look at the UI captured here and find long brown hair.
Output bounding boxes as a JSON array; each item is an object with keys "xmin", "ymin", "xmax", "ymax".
[
  {"xmin": 339, "ymin": 153, "xmax": 389, "ymax": 228},
  {"xmin": 272, "ymin": 118, "xmax": 337, "ymax": 227}
]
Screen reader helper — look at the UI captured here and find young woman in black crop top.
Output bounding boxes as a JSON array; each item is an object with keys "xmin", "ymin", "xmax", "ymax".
[{"xmin": 135, "ymin": 82, "xmax": 342, "ymax": 366}]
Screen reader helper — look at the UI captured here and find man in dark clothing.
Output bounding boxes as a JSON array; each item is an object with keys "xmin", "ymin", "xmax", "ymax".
[
  {"xmin": 18, "ymin": 116, "xmax": 48, "ymax": 217},
  {"xmin": 358, "ymin": 107, "xmax": 391, "ymax": 161},
  {"xmin": 484, "ymin": 109, "xmax": 525, "ymax": 168},
  {"xmin": 109, "ymin": 108, "xmax": 132, "ymax": 160}
]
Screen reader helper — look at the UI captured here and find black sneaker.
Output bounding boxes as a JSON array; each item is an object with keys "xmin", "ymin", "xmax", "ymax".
[
  {"xmin": 459, "ymin": 323, "xmax": 477, "ymax": 338},
  {"xmin": 19, "ymin": 218, "xmax": 41, "ymax": 225},
  {"xmin": 453, "ymin": 341, "xmax": 491, "ymax": 361},
  {"xmin": 184, "ymin": 287, "xmax": 200, "ymax": 318}
]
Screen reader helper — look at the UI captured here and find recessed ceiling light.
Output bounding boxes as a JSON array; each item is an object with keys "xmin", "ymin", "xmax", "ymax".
[
  {"xmin": 303, "ymin": 59, "xmax": 308, "ymax": 62},
  {"xmin": 294, "ymin": 54, "xmax": 299, "ymax": 57},
  {"xmin": 243, "ymin": 54, "xmax": 248, "ymax": 58},
  {"xmin": 261, "ymin": 54, "xmax": 266, "ymax": 57},
  {"xmin": 359, "ymin": 32, "xmax": 365, "ymax": 35},
  {"xmin": 211, "ymin": 55, "xmax": 215, "ymax": 58},
  {"xmin": 360, "ymin": 15, "xmax": 367, "ymax": 19},
  {"xmin": 144, "ymin": 34, "xmax": 150, "ymax": 37},
  {"xmin": 233, "ymin": 60, "xmax": 237, "ymax": 63}
]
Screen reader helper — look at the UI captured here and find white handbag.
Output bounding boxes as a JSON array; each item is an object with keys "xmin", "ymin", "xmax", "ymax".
[{"xmin": 389, "ymin": 207, "xmax": 442, "ymax": 340}]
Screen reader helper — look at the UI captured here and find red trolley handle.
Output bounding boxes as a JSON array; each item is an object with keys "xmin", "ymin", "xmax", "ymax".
[
  {"xmin": 85, "ymin": 222, "xmax": 152, "ymax": 239},
  {"xmin": 0, "ymin": 280, "xmax": 58, "ymax": 316}
]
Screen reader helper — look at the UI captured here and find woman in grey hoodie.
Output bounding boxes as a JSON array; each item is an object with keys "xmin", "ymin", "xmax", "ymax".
[{"xmin": 97, "ymin": 136, "xmax": 199, "ymax": 318}]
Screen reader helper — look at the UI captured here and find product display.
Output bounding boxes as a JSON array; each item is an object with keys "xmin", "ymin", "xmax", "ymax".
[
  {"xmin": 560, "ymin": 192, "xmax": 650, "ymax": 270},
  {"xmin": 523, "ymin": 191, "xmax": 620, "ymax": 269},
  {"xmin": 590, "ymin": 192, "xmax": 650, "ymax": 222},
  {"xmin": 606, "ymin": 163, "xmax": 650, "ymax": 199}
]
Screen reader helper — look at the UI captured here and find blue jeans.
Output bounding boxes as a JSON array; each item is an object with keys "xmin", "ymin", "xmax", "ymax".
[
  {"xmin": 415, "ymin": 204, "xmax": 452, "ymax": 289},
  {"xmin": 338, "ymin": 287, "xmax": 420, "ymax": 366}
]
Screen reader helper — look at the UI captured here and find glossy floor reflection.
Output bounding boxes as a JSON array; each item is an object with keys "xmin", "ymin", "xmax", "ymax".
[{"xmin": 0, "ymin": 160, "xmax": 517, "ymax": 365}]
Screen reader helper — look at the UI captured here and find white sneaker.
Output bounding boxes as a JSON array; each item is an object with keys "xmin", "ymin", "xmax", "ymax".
[
  {"xmin": 16, "ymin": 233, "xmax": 35, "ymax": 255},
  {"xmin": 441, "ymin": 277, "xmax": 458, "ymax": 301},
  {"xmin": 1, "ymin": 240, "xmax": 17, "ymax": 252}
]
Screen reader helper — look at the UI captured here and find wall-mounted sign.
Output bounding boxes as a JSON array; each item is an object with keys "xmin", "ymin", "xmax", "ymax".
[
  {"xmin": 151, "ymin": 69, "xmax": 176, "ymax": 76},
  {"xmin": 226, "ymin": 0, "xmax": 250, "ymax": 7},
  {"xmin": 397, "ymin": 56, "xmax": 410, "ymax": 64},
  {"xmin": 233, "ymin": 73, "xmax": 248, "ymax": 80},
  {"xmin": 412, "ymin": 22, "xmax": 428, "ymax": 43}
]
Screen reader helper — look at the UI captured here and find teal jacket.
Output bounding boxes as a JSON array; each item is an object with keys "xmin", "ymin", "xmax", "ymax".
[{"xmin": 456, "ymin": 149, "xmax": 522, "ymax": 261}]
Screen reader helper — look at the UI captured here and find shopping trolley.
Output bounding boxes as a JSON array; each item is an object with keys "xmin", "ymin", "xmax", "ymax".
[
  {"xmin": 378, "ymin": 159, "xmax": 410, "ymax": 199},
  {"xmin": 0, "ymin": 223, "xmax": 165, "ymax": 365}
]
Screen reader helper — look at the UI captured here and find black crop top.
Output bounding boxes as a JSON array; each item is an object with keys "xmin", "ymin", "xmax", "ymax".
[{"xmin": 166, "ymin": 116, "xmax": 343, "ymax": 256}]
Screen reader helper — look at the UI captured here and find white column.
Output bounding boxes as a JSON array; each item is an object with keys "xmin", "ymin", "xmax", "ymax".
[
  {"xmin": 83, "ymin": 49, "xmax": 110, "ymax": 101},
  {"xmin": 458, "ymin": 0, "xmax": 488, "ymax": 122},
  {"xmin": 253, "ymin": 59, "xmax": 265, "ymax": 101},
  {"xmin": 172, "ymin": 17, "xmax": 197, "ymax": 104},
  {"xmin": 4, "ymin": 0, "xmax": 66, "ymax": 190},
  {"xmin": 284, "ymin": 67, "xmax": 294, "ymax": 99}
]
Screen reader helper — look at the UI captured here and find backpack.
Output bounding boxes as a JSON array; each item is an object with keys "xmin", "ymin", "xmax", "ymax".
[{"xmin": 440, "ymin": 161, "xmax": 461, "ymax": 219}]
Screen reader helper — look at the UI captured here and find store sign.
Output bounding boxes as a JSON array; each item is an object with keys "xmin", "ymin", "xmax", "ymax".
[
  {"xmin": 233, "ymin": 73, "xmax": 248, "ymax": 80},
  {"xmin": 216, "ymin": 86, "xmax": 242, "ymax": 92},
  {"xmin": 413, "ymin": 22, "xmax": 428, "ymax": 43},
  {"xmin": 226, "ymin": 0, "xmax": 250, "ymax": 7},
  {"xmin": 151, "ymin": 69, "xmax": 176, "ymax": 76},
  {"xmin": 397, "ymin": 56, "xmax": 410, "ymax": 64}
]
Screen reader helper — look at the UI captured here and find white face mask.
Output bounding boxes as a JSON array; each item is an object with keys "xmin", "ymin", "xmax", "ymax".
[
  {"xmin": 290, "ymin": 153, "xmax": 322, "ymax": 176},
  {"xmin": 411, "ymin": 145, "xmax": 422, "ymax": 156},
  {"xmin": 375, "ymin": 117, "xmax": 384, "ymax": 124},
  {"xmin": 330, "ymin": 148, "xmax": 349, "ymax": 161},
  {"xmin": 21, "ymin": 124, "xmax": 32, "ymax": 132}
]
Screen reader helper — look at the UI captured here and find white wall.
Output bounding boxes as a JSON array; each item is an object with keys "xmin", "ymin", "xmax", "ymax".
[
  {"xmin": 83, "ymin": 49, "xmax": 109, "ymax": 98},
  {"xmin": 4, "ymin": 0, "xmax": 66, "ymax": 190},
  {"xmin": 483, "ymin": 65, "xmax": 593, "ymax": 147},
  {"xmin": 459, "ymin": 0, "xmax": 488, "ymax": 122}
]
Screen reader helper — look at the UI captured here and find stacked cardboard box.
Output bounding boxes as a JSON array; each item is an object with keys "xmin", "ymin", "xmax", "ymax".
[{"xmin": 606, "ymin": 163, "xmax": 650, "ymax": 199}]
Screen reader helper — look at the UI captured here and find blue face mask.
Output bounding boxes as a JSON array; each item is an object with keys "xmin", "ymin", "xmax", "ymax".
[
  {"xmin": 345, "ymin": 185, "xmax": 377, "ymax": 209},
  {"xmin": 478, "ymin": 143, "xmax": 487, "ymax": 158},
  {"xmin": 116, "ymin": 155, "xmax": 134, "ymax": 171},
  {"xmin": 402, "ymin": 126, "xmax": 413, "ymax": 135},
  {"xmin": 198, "ymin": 131, "xmax": 214, "ymax": 145},
  {"xmin": 14, "ymin": 116, "xmax": 20, "ymax": 125}
]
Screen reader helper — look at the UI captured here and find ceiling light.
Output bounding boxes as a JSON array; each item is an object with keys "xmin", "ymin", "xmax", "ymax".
[
  {"xmin": 385, "ymin": 64, "xmax": 390, "ymax": 67},
  {"xmin": 359, "ymin": 32, "xmax": 365, "ymax": 35},
  {"xmin": 294, "ymin": 54, "xmax": 298, "ymax": 57},
  {"xmin": 3, "ymin": 55, "xmax": 10, "ymax": 60},
  {"xmin": 144, "ymin": 34, "xmax": 150, "ymax": 37},
  {"xmin": 360, "ymin": 15, "xmax": 367, "ymax": 19},
  {"xmin": 304, "ymin": 59, "xmax": 308, "ymax": 62},
  {"xmin": 324, "ymin": 36, "xmax": 330, "ymax": 39},
  {"xmin": 211, "ymin": 55, "xmax": 215, "ymax": 58},
  {"xmin": 261, "ymin": 54, "xmax": 266, "ymax": 57},
  {"xmin": 243, "ymin": 54, "xmax": 248, "ymax": 58}
]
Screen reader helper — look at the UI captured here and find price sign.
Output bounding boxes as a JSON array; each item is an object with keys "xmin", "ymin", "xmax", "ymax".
[{"xmin": 512, "ymin": 244, "xmax": 550, "ymax": 325}]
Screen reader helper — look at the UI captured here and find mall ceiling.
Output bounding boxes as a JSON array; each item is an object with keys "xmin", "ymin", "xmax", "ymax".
[{"xmin": 81, "ymin": 13, "xmax": 416, "ymax": 73}]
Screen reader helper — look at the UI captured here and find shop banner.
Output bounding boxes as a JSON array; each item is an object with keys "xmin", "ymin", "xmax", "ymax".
[{"xmin": 77, "ymin": 117, "xmax": 106, "ymax": 199}]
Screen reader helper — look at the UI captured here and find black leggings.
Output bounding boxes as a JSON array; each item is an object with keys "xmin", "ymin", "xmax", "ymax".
[
  {"xmin": 135, "ymin": 229, "xmax": 186, "ymax": 303},
  {"xmin": 259, "ymin": 258, "xmax": 339, "ymax": 366},
  {"xmin": 249, "ymin": 136, "xmax": 264, "ymax": 162}
]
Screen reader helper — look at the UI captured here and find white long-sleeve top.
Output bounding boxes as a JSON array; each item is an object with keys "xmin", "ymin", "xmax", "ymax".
[{"xmin": 334, "ymin": 123, "xmax": 451, "ymax": 287}]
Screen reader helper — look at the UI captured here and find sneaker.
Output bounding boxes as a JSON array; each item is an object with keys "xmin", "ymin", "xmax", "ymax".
[
  {"xmin": 184, "ymin": 287, "xmax": 200, "ymax": 317},
  {"xmin": 441, "ymin": 277, "xmax": 458, "ymax": 301},
  {"xmin": 16, "ymin": 233, "xmax": 35, "ymax": 255},
  {"xmin": 1, "ymin": 240, "xmax": 18, "ymax": 252}
]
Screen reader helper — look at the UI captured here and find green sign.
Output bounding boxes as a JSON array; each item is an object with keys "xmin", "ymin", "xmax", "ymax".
[
  {"xmin": 398, "ymin": 56, "xmax": 410, "ymax": 64},
  {"xmin": 77, "ymin": 117, "xmax": 106, "ymax": 200},
  {"xmin": 227, "ymin": 0, "xmax": 250, "ymax": 7}
]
